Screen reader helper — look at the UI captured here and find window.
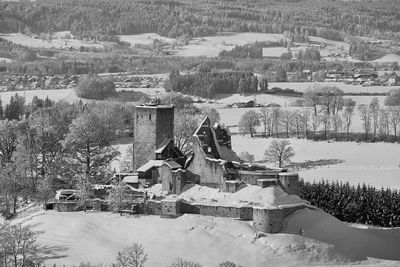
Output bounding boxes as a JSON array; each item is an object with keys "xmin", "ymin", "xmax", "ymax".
[{"xmin": 149, "ymin": 114, "xmax": 151, "ymax": 120}]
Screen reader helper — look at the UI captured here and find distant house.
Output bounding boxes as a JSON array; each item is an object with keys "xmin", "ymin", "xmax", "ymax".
[
  {"xmin": 232, "ymin": 102, "xmax": 246, "ymax": 108},
  {"xmin": 246, "ymin": 100, "xmax": 255, "ymax": 107}
]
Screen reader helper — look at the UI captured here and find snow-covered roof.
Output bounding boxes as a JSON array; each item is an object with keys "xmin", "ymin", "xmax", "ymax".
[
  {"xmin": 163, "ymin": 160, "xmax": 182, "ymax": 170},
  {"xmin": 137, "ymin": 160, "xmax": 164, "ymax": 173},
  {"xmin": 122, "ymin": 175, "xmax": 139, "ymax": 184}
]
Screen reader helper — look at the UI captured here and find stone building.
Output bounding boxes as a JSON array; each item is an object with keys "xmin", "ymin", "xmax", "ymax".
[{"xmin": 133, "ymin": 104, "xmax": 175, "ymax": 171}]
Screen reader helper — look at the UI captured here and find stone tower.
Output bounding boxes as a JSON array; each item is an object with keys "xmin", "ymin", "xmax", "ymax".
[{"xmin": 133, "ymin": 105, "xmax": 174, "ymax": 171}]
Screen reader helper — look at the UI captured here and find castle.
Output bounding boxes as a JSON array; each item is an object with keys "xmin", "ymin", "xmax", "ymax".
[{"xmin": 133, "ymin": 104, "xmax": 311, "ymax": 234}]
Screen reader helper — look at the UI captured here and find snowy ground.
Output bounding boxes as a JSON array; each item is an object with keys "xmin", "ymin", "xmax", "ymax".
[
  {"xmin": 0, "ymin": 89, "xmax": 82, "ymax": 104},
  {"xmin": 0, "ymin": 32, "xmax": 105, "ymax": 49},
  {"xmin": 12, "ymin": 205, "xmax": 400, "ymax": 266},
  {"xmin": 231, "ymin": 136, "xmax": 400, "ymax": 189}
]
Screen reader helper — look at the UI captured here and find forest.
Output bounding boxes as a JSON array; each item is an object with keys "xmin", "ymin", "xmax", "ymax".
[
  {"xmin": 300, "ymin": 179, "xmax": 400, "ymax": 227},
  {"xmin": 0, "ymin": 0, "xmax": 400, "ymax": 41}
]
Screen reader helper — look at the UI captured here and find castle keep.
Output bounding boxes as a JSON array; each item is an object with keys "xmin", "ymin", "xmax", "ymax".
[{"xmin": 133, "ymin": 105, "xmax": 175, "ymax": 171}]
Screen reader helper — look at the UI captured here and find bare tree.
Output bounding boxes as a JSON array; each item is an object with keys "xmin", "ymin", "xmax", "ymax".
[
  {"xmin": 293, "ymin": 111, "xmax": 303, "ymax": 138},
  {"xmin": 0, "ymin": 224, "xmax": 41, "ymax": 267},
  {"xmin": 238, "ymin": 111, "xmax": 260, "ymax": 137},
  {"xmin": 378, "ymin": 108, "xmax": 390, "ymax": 138},
  {"xmin": 108, "ymin": 182, "xmax": 127, "ymax": 216},
  {"xmin": 259, "ymin": 107, "xmax": 271, "ymax": 137},
  {"xmin": 342, "ymin": 98, "xmax": 356, "ymax": 139},
  {"xmin": 174, "ymin": 108, "xmax": 200, "ymax": 153},
  {"xmin": 331, "ymin": 114, "xmax": 342, "ymax": 136},
  {"xmin": 358, "ymin": 104, "xmax": 371, "ymax": 139},
  {"xmin": 320, "ymin": 112, "xmax": 331, "ymax": 139},
  {"xmin": 270, "ymin": 108, "xmax": 281, "ymax": 137},
  {"xmin": 369, "ymin": 97, "xmax": 380, "ymax": 138},
  {"xmin": 311, "ymin": 113, "xmax": 320, "ymax": 135},
  {"xmin": 388, "ymin": 106, "xmax": 400, "ymax": 140},
  {"xmin": 168, "ymin": 258, "xmax": 202, "ymax": 267},
  {"xmin": 280, "ymin": 110, "xmax": 293, "ymax": 138},
  {"xmin": 264, "ymin": 139, "xmax": 295, "ymax": 168},
  {"xmin": 301, "ymin": 109, "xmax": 311, "ymax": 137},
  {"xmin": 304, "ymin": 84, "xmax": 320, "ymax": 116},
  {"xmin": 116, "ymin": 243, "xmax": 148, "ymax": 267}
]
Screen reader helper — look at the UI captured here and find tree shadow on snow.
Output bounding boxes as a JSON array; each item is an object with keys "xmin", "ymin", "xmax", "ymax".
[{"xmin": 286, "ymin": 159, "xmax": 344, "ymax": 171}]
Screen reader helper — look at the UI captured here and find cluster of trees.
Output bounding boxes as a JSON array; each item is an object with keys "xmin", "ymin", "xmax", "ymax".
[
  {"xmin": 166, "ymin": 71, "xmax": 262, "ymax": 98},
  {"xmin": 349, "ymin": 40, "xmax": 384, "ymax": 61},
  {"xmin": 0, "ymin": 96, "xmax": 136, "ymax": 217},
  {"xmin": 1, "ymin": 0, "xmax": 400, "ymax": 41},
  {"xmin": 0, "ymin": 38, "xmax": 37, "ymax": 62},
  {"xmin": 0, "ymin": 223, "xmax": 43, "ymax": 266},
  {"xmin": 238, "ymin": 86, "xmax": 400, "ymax": 142},
  {"xmin": 300, "ymin": 179, "xmax": 400, "ymax": 227},
  {"xmin": 76, "ymin": 77, "xmax": 116, "ymax": 100}
]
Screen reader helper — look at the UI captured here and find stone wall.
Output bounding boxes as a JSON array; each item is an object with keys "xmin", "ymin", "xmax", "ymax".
[
  {"xmin": 186, "ymin": 141, "xmax": 225, "ymax": 188},
  {"xmin": 161, "ymin": 198, "xmax": 182, "ymax": 218},
  {"xmin": 278, "ymin": 173, "xmax": 299, "ymax": 195},
  {"xmin": 141, "ymin": 200, "xmax": 162, "ymax": 215},
  {"xmin": 238, "ymin": 170, "xmax": 279, "ymax": 185},
  {"xmin": 181, "ymin": 201, "xmax": 253, "ymax": 221},
  {"xmin": 253, "ymin": 207, "xmax": 284, "ymax": 234}
]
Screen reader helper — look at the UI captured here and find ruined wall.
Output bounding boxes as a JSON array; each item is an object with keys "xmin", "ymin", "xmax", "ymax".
[
  {"xmin": 253, "ymin": 207, "xmax": 284, "ymax": 234},
  {"xmin": 278, "ymin": 173, "xmax": 299, "ymax": 195},
  {"xmin": 238, "ymin": 171, "xmax": 279, "ymax": 185},
  {"xmin": 55, "ymin": 202, "xmax": 78, "ymax": 212},
  {"xmin": 161, "ymin": 198, "xmax": 182, "ymax": 218},
  {"xmin": 160, "ymin": 164, "xmax": 174, "ymax": 193},
  {"xmin": 222, "ymin": 181, "xmax": 246, "ymax": 193},
  {"xmin": 133, "ymin": 106, "xmax": 174, "ymax": 170},
  {"xmin": 186, "ymin": 140, "xmax": 225, "ymax": 188},
  {"xmin": 181, "ymin": 202, "xmax": 253, "ymax": 221},
  {"xmin": 141, "ymin": 200, "xmax": 162, "ymax": 215}
]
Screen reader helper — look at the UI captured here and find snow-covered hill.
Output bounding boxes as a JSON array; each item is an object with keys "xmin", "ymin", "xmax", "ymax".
[{"xmin": 12, "ymin": 206, "xmax": 400, "ymax": 266}]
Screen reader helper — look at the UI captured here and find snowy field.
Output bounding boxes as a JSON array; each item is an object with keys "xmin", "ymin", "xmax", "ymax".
[
  {"xmin": 231, "ymin": 136, "xmax": 400, "ymax": 189},
  {"xmin": 118, "ymin": 33, "xmax": 175, "ymax": 46},
  {"xmin": 12, "ymin": 205, "xmax": 400, "ymax": 266},
  {"xmin": 0, "ymin": 32, "xmax": 105, "ymax": 49},
  {"xmin": 0, "ymin": 89, "xmax": 82, "ymax": 104}
]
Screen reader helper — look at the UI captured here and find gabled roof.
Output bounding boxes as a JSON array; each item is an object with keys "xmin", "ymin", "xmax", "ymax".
[
  {"xmin": 137, "ymin": 160, "xmax": 164, "ymax": 173},
  {"xmin": 155, "ymin": 138, "xmax": 174, "ymax": 154}
]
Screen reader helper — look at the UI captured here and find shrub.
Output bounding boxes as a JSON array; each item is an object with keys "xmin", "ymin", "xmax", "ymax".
[{"xmin": 168, "ymin": 258, "xmax": 202, "ymax": 267}]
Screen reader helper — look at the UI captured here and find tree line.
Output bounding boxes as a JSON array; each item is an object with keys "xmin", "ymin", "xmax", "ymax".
[
  {"xmin": 239, "ymin": 86, "xmax": 400, "ymax": 142},
  {"xmin": 1, "ymin": 0, "xmax": 399, "ymax": 41},
  {"xmin": 300, "ymin": 179, "xmax": 400, "ymax": 227}
]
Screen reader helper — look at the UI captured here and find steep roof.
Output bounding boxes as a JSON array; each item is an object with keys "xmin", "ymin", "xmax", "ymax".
[{"xmin": 155, "ymin": 138, "xmax": 174, "ymax": 154}]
